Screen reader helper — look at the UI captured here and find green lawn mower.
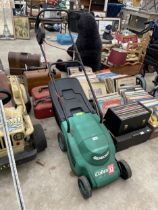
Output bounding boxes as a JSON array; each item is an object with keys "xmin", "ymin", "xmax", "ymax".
[{"xmin": 35, "ymin": 9, "xmax": 132, "ymax": 199}]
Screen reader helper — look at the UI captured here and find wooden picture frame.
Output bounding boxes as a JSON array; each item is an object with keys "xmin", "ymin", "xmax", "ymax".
[
  {"xmin": 13, "ymin": 16, "xmax": 30, "ymax": 40},
  {"xmin": 0, "ymin": 0, "xmax": 15, "ymax": 40},
  {"xmin": 97, "ymin": 18, "xmax": 121, "ymax": 35}
]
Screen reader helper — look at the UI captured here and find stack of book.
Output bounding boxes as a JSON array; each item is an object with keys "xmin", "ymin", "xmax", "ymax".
[
  {"xmin": 96, "ymin": 93, "xmax": 123, "ymax": 116},
  {"xmin": 68, "ymin": 66, "xmax": 93, "ymax": 76},
  {"xmin": 69, "ymin": 71, "xmax": 107, "ymax": 99},
  {"xmin": 96, "ymin": 70, "xmax": 136, "ymax": 93},
  {"xmin": 119, "ymin": 85, "xmax": 153, "ymax": 104}
]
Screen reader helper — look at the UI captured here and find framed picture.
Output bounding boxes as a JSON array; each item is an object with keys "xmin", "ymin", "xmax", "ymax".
[
  {"xmin": 0, "ymin": 0, "xmax": 15, "ymax": 40},
  {"xmin": 97, "ymin": 18, "xmax": 121, "ymax": 35},
  {"xmin": 13, "ymin": 16, "xmax": 30, "ymax": 39}
]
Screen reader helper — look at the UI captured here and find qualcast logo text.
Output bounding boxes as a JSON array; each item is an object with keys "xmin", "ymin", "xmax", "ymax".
[
  {"xmin": 95, "ymin": 164, "xmax": 114, "ymax": 177},
  {"xmin": 93, "ymin": 151, "xmax": 110, "ymax": 160}
]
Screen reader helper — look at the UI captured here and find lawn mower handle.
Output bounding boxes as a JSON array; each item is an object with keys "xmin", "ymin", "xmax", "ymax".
[{"xmin": 35, "ymin": 9, "xmax": 103, "ymax": 125}]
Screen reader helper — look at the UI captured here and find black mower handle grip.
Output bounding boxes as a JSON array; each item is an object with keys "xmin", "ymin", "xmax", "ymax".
[{"xmin": 49, "ymin": 60, "xmax": 82, "ymax": 69}]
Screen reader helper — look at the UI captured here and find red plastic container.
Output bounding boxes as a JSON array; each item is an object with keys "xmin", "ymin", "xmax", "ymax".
[{"xmin": 31, "ymin": 86, "xmax": 54, "ymax": 119}]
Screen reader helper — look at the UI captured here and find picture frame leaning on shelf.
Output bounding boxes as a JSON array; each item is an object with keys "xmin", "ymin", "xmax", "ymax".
[
  {"xmin": 0, "ymin": 0, "xmax": 15, "ymax": 40},
  {"xmin": 13, "ymin": 16, "xmax": 30, "ymax": 40}
]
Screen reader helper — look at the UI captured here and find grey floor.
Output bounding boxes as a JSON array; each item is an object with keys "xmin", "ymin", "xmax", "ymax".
[{"xmin": 0, "ymin": 30, "xmax": 158, "ymax": 210}]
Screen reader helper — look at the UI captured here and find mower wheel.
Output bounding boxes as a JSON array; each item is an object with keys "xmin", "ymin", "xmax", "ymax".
[
  {"xmin": 78, "ymin": 176, "xmax": 92, "ymax": 199},
  {"xmin": 118, "ymin": 160, "xmax": 132, "ymax": 180},
  {"xmin": 58, "ymin": 132, "xmax": 67, "ymax": 152},
  {"xmin": 136, "ymin": 74, "xmax": 147, "ymax": 90},
  {"xmin": 32, "ymin": 124, "xmax": 47, "ymax": 152}
]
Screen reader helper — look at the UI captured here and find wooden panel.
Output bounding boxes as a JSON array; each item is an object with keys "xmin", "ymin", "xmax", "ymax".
[{"xmin": 80, "ymin": 0, "xmax": 105, "ymax": 11}]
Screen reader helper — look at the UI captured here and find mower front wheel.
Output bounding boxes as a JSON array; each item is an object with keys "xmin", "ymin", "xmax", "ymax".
[
  {"xmin": 118, "ymin": 160, "xmax": 132, "ymax": 180},
  {"xmin": 58, "ymin": 132, "xmax": 67, "ymax": 152},
  {"xmin": 78, "ymin": 176, "xmax": 92, "ymax": 199},
  {"xmin": 32, "ymin": 124, "xmax": 47, "ymax": 152}
]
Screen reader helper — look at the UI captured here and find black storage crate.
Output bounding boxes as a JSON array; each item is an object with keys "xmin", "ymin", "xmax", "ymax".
[{"xmin": 104, "ymin": 102, "xmax": 151, "ymax": 136}]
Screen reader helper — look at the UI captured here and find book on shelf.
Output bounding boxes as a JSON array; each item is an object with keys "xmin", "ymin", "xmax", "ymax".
[{"xmin": 119, "ymin": 85, "xmax": 153, "ymax": 104}]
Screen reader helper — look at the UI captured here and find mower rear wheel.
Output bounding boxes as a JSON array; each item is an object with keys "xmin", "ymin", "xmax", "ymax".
[
  {"xmin": 118, "ymin": 160, "xmax": 132, "ymax": 180},
  {"xmin": 78, "ymin": 176, "xmax": 92, "ymax": 199},
  {"xmin": 58, "ymin": 132, "xmax": 67, "ymax": 152},
  {"xmin": 32, "ymin": 124, "xmax": 47, "ymax": 152}
]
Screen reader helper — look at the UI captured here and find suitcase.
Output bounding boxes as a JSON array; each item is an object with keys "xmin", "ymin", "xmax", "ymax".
[
  {"xmin": 23, "ymin": 69, "xmax": 61, "ymax": 95},
  {"xmin": 104, "ymin": 102, "xmax": 151, "ymax": 136},
  {"xmin": 111, "ymin": 126, "xmax": 152, "ymax": 152},
  {"xmin": 31, "ymin": 85, "xmax": 50, "ymax": 99},
  {"xmin": 108, "ymin": 48, "xmax": 127, "ymax": 66},
  {"xmin": 31, "ymin": 86, "xmax": 54, "ymax": 119},
  {"xmin": 8, "ymin": 52, "xmax": 41, "ymax": 75}
]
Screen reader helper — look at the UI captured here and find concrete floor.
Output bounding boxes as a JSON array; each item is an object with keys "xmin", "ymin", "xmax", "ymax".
[{"xmin": 1, "ymin": 30, "xmax": 158, "ymax": 210}]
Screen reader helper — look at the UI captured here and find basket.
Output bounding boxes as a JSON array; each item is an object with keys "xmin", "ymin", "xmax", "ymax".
[{"xmin": 110, "ymin": 62, "xmax": 142, "ymax": 76}]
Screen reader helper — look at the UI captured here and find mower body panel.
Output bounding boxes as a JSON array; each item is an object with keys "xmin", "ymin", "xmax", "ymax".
[{"xmin": 61, "ymin": 112, "xmax": 120, "ymax": 189}]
